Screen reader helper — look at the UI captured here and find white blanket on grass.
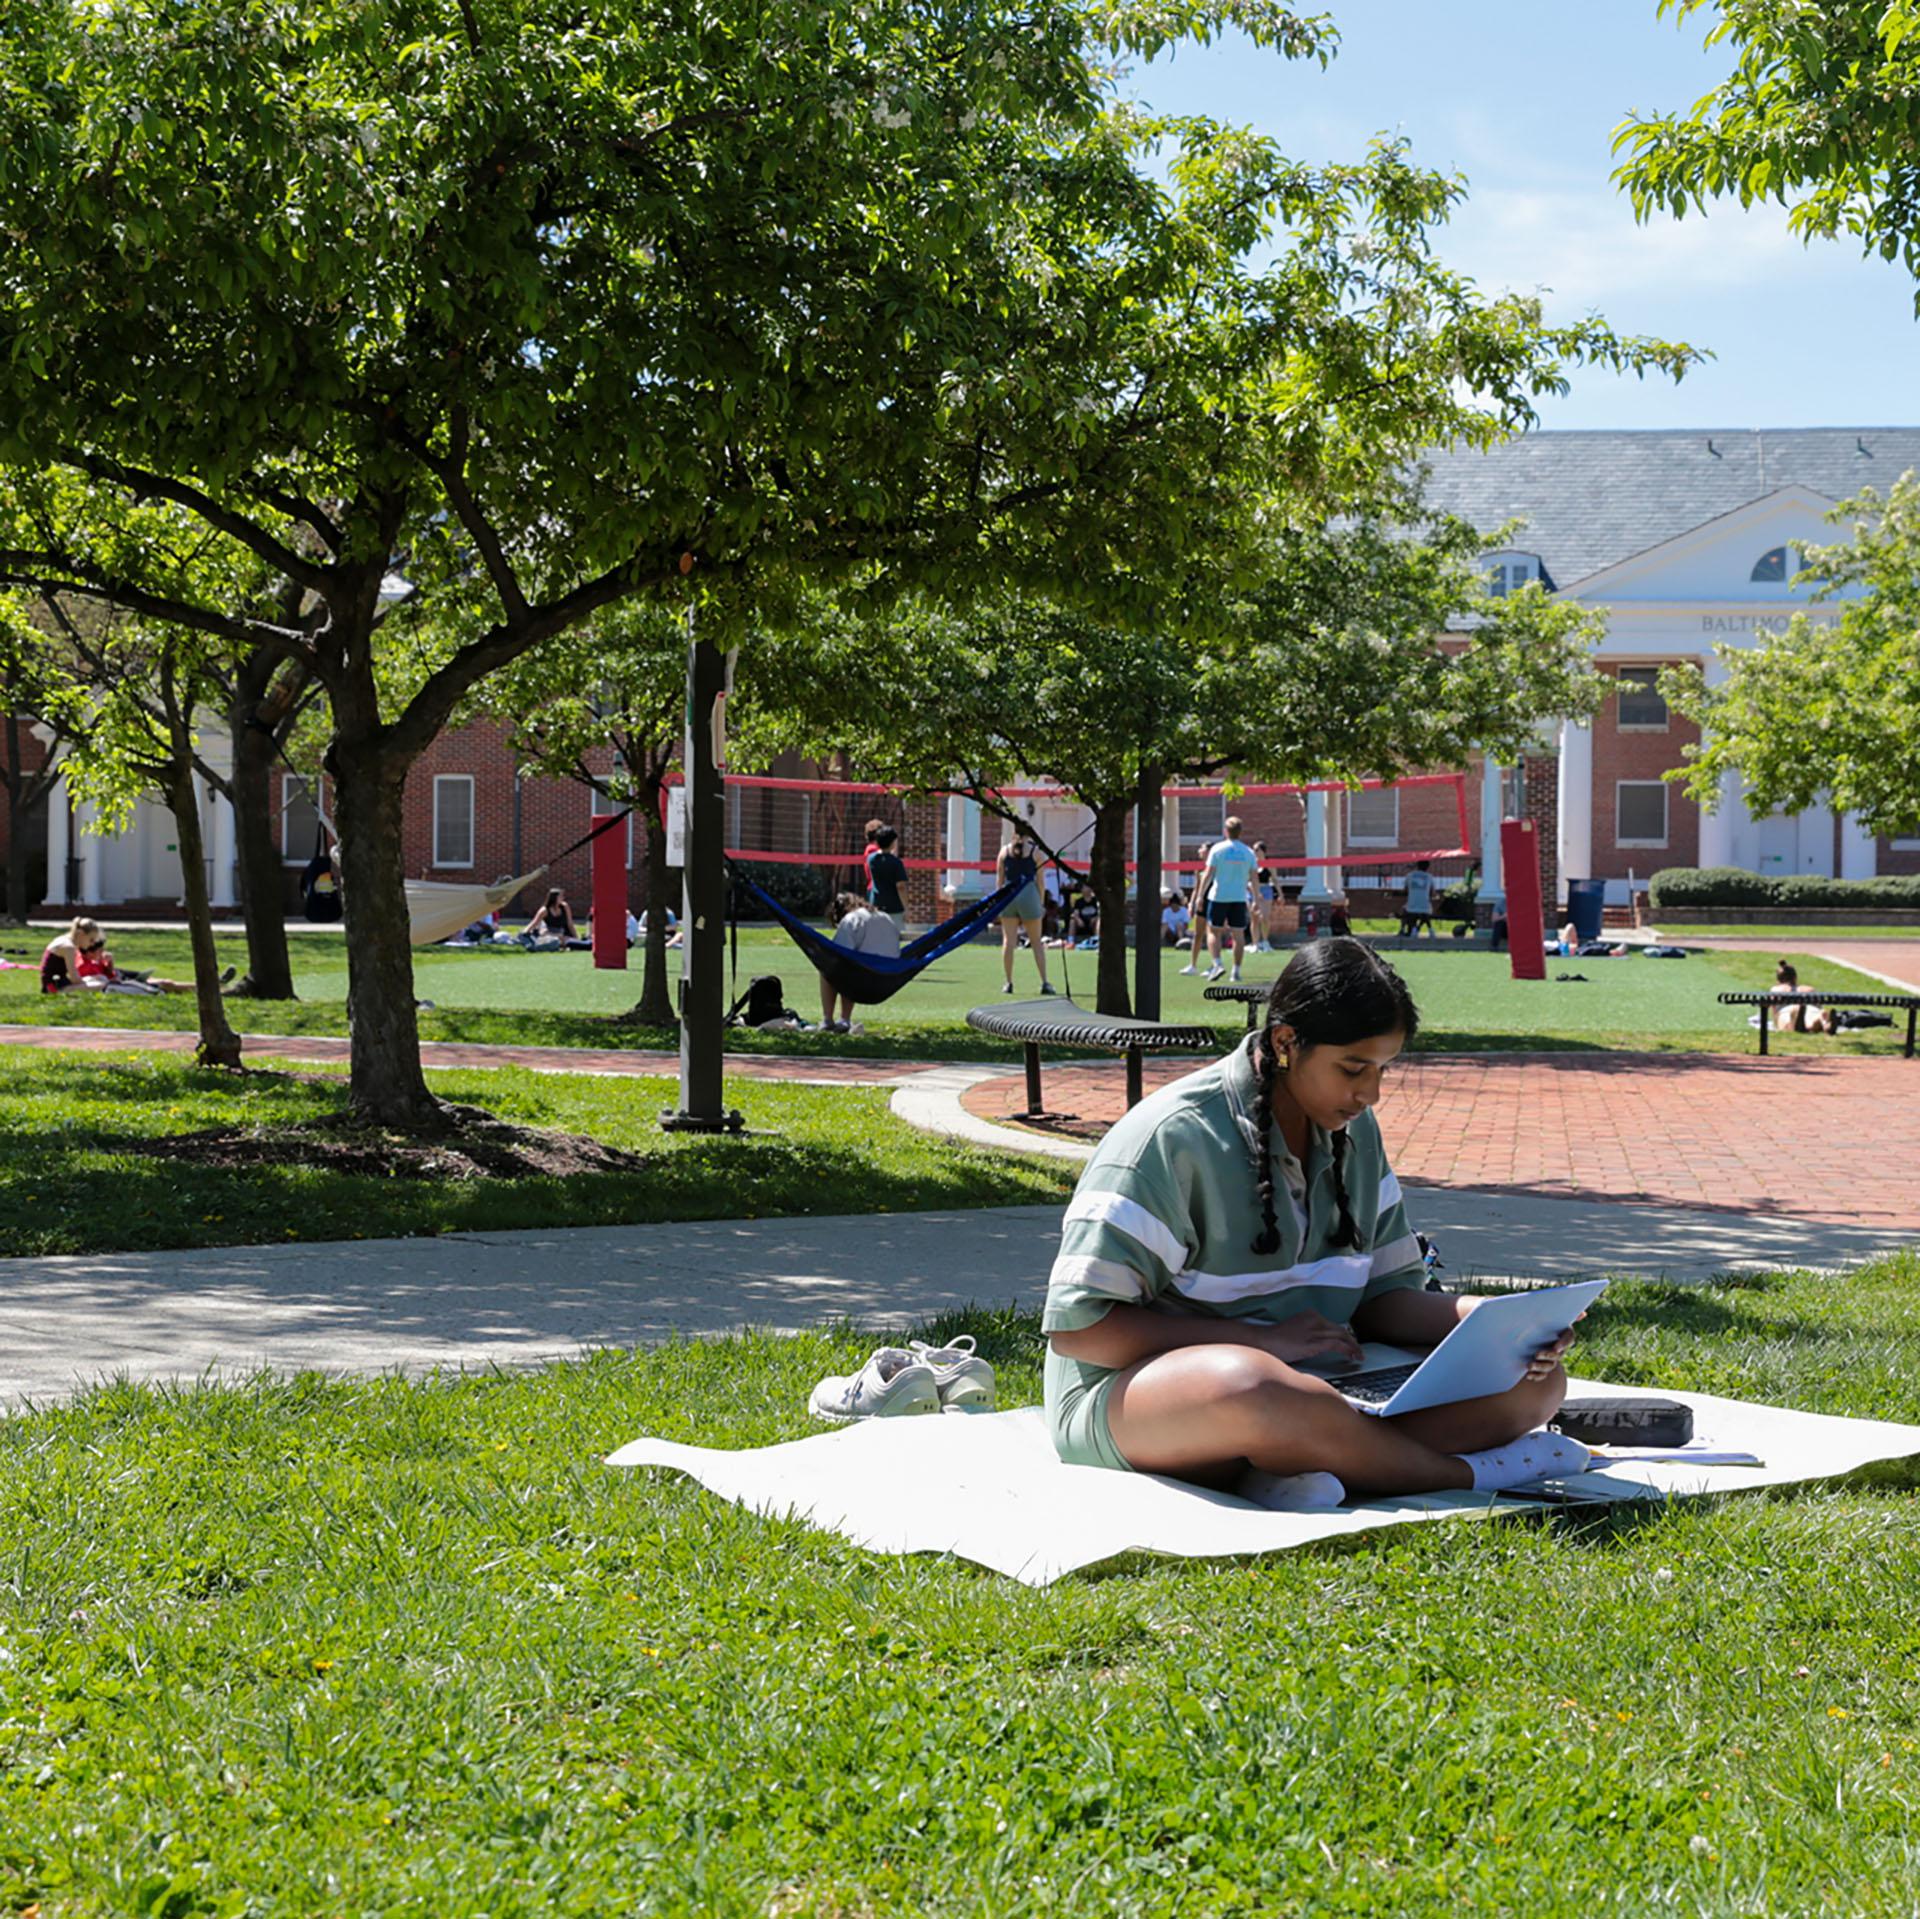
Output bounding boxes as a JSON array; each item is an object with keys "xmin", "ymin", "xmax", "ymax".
[{"xmin": 607, "ymin": 1380, "xmax": 1920, "ymax": 1586}]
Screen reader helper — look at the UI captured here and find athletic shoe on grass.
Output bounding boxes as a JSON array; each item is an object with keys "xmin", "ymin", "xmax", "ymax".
[
  {"xmin": 808, "ymin": 1348, "xmax": 940, "ymax": 1422},
  {"xmin": 908, "ymin": 1335, "xmax": 996, "ymax": 1413},
  {"xmin": 1177, "ymin": 963, "xmax": 1196, "ymax": 975},
  {"xmin": 1203, "ymin": 963, "xmax": 1225, "ymax": 982}
]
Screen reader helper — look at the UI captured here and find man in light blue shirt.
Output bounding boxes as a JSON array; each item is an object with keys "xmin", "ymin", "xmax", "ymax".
[{"xmin": 1200, "ymin": 817, "xmax": 1260, "ymax": 981}]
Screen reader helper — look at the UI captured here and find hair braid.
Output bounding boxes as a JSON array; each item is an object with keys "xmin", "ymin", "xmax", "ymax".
[
  {"xmin": 1249, "ymin": 1032, "xmax": 1283, "ymax": 1255},
  {"xmin": 1329, "ymin": 1127, "xmax": 1360, "ymax": 1250}
]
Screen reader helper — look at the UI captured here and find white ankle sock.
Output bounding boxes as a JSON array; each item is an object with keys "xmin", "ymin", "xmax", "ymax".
[
  {"xmin": 1460, "ymin": 1429, "xmax": 1592, "ymax": 1492},
  {"xmin": 1235, "ymin": 1467, "xmax": 1347, "ymax": 1512}
]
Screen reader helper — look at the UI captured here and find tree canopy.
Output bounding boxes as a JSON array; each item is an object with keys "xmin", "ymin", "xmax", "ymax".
[
  {"xmin": 0, "ymin": 0, "xmax": 1692, "ymax": 1122},
  {"xmin": 1616, "ymin": 0, "xmax": 1920, "ymax": 299},
  {"xmin": 1662, "ymin": 479, "xmax": 1920, "ymax": 839}
]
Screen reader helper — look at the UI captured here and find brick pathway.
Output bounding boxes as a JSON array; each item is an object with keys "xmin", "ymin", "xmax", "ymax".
[
  {"xmin": 960, "ymin": 1050, "xmax": 1920, "ymax": 1229},
  {"xmin": 0, "ymin": 1024, "xmax": 930, "ymax": 1086}
]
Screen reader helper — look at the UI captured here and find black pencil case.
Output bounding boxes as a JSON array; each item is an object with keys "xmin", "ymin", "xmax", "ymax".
[{"xmin": 1551, "ymin": 1397, "xmax": 1694, "ymax": 1448}]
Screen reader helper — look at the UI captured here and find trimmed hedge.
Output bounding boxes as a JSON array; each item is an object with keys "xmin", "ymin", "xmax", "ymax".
[{"xmin": 1649, "ymin": 866, "xmax": 1920, "ymax": 909}]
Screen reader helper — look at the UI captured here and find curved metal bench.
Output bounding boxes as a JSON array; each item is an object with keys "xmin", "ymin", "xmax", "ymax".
[
  {"xmin": 965, "ymin": 999, "xmax": 1220, "ymax": 1117},
  {"xmin": 1717, "ymin": 990, "xmax": 1919, "ymax": 1057},
  {"xmin": 1203, "ymin": 979, "xmax": 1273, "ymax": 1030}
]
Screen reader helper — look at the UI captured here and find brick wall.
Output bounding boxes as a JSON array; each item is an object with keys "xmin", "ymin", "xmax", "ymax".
[
  {"xmin": 1879, "ymin": 837, "xmax": 1920, "ymax": 877},
  {"xmin": 1588, "ymin": 664, "xmax": 1699, "ymax": 880},
  {"xmin": 0, "ymin": 716, "xmax": 51, "ymax": 910}
]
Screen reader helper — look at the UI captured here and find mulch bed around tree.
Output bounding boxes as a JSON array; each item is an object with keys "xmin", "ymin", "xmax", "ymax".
[{"xmin": 131, "ymin": 1102, "xmax": 649, "ymax": 1182}]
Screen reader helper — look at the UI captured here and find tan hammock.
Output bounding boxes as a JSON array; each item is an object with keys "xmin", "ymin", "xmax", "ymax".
[{"xmin": 405, "ymin": 867, "xmax": 548, "ymax": 947}]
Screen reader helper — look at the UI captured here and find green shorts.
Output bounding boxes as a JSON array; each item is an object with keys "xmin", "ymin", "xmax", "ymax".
[{"xmin": 1043, "ymin": 1346, "xmax": 1135, "ymax": 1474}]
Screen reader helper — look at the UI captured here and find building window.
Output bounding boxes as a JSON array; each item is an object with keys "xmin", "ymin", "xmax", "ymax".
[
  {"xmin": 1175, "ymin": 792, "xmax": 1223, "ymax": 861},
  {"xmin": 433, "ymin": 775, "xmax": 475, "ymax": 868},
  {"xmin": 1485, "ymin": 553, "xmax": 1543, "ymax": 597},
  {"xmin": 1750, "ymin": 546, "xmax": 1788, "ymax": 582},
  {"xmin": 280, "ymin": 775, "xmax": 323, "ymax": 864},
  {"xmin": 1615, "ymin": 781, "xmax": 1669, "ymax": 848},
  {"xmin": 1615, "ymin": 666, "xmax": 1670, "ymax": 731},
  {"xmin": 1347, "ymin": 786, "xmax": 1399, "ymax": 846}
]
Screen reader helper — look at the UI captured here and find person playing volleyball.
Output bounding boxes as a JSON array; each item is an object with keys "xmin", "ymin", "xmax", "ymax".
[{"xmin": 1199, "ymin": 816, "xmax": 1259, "ymax": 982}]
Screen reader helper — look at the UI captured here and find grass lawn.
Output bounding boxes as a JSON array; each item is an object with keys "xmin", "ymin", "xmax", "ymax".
[
  {"xmin": 0, "ymin": 926, "xmax": 1902, "ymax": 1059},
  {"xmin": 2, "ymin": 1258, "xmax": 1917, "ymax": 1914},
  {"xmin": 0, "ymin": 1049, "xmax": 1077, "ymax": 1259}
]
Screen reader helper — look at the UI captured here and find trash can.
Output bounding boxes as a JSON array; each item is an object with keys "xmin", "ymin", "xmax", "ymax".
[{"xmin": 1565, "ymin": 879, "xmax": 1607, "ymax": 945}]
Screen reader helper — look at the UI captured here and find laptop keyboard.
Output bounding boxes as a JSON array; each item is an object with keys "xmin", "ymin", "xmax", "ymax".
[{"xmin": 1333, "ymin": 1361, "xmax": 1423, "ymax": 1406}]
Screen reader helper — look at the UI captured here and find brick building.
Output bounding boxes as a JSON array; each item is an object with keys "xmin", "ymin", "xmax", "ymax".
[{"xmin": 15, "ymin": 426, "xmax": 1919, "ymax": 926}]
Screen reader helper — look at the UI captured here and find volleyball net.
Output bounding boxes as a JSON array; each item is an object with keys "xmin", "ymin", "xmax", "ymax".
[{"xmin": 693, "ymin": 770, "xmax": 1473, "ymax": 891}]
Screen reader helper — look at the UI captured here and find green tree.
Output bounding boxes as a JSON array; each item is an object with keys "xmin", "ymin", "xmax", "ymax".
[
  {"xmin": 1661, "ymin": 478, "xmax": 1920, "ymax": 838},
  {"xmin": 0, "ymin": 0, "xmax": 1691, "ymax": 1130},
  {"xmin": 472, "ymin": 604, "xmax": 688, "ymax": 1026},
  {"xmin": 746, "ymin": 527, "xmax": 1607, "ymax": 1015},
  {"xmin": 1615, "ymin": 0, "xmax": 1920, "ymax": 296}
]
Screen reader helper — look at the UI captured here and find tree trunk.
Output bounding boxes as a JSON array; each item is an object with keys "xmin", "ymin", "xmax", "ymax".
[
  {"xmin": 1091, "ymin": 800, "xmax": 1133, "ymax": 1017},
  {"xmin": 630, "ymin": 772, "xmax": 676, "ymax": 1026},
  {"xmin": 229, "ymin": 714, "xmax": 298, "ymax": 998},
  {"xmin": 1133, "ymin": 762, "xmax": 1163, "ymax": 1021},
  {"xmin": 163, "ymin": 769, "xmax": 243, "ymax": 1069},
  {"xmin": 329, "ymin": 737, "xmax": 441, "ymax": 1131}
]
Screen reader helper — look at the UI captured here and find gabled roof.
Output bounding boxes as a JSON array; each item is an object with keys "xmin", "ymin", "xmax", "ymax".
[{"xmin": 1418, "ymin": 427, "xmax": 1920, "ymax": 587}]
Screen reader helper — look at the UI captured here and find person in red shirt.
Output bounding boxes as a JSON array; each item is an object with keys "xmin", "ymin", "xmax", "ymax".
[{"xmin": 41, "ymin": 918, "xmax": 197, "ymax": 995}]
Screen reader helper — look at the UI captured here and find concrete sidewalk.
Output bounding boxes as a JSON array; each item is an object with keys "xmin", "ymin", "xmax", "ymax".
[{"xmin": 3, "ymin": 1194, "xmax": 1909, "ymax": 1414}]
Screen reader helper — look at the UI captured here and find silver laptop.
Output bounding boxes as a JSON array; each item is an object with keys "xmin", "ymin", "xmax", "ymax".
[{"xmin": 1302, "ymin": 1280, "xmax": 1609, "ymax": 1416}]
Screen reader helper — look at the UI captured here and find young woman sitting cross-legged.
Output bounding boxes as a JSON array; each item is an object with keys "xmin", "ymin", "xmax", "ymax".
[{"xmin": 1043, "ymin": 938, "xmax": 1589, "ymax": 1507}]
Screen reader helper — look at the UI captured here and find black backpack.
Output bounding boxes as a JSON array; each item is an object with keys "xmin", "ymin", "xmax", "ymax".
[{"xmin": 725, "ymin": 974, "xmax": 790, "ymax": 1026}]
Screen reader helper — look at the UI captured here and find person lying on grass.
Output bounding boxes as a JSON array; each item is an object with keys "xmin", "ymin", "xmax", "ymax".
[{"xmin": 1044, "ymin": 937, "xmax": 1587, "ymax": 1507}]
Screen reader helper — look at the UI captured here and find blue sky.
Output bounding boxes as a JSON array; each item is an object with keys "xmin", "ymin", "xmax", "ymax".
[{"xmin": 1137, "ymin": 4, "xmax": 1920, "ymax": 430}]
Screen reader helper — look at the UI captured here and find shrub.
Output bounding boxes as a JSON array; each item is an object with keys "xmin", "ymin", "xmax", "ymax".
[{"xmin": 1649, "ymin": 867, "xmax": 1920, "ymax": 909}]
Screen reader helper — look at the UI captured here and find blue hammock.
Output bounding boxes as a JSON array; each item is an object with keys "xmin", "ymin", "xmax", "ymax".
[{"xmin": 732, "ymin": 865, "xmax": 1023, "ymax": 1006}]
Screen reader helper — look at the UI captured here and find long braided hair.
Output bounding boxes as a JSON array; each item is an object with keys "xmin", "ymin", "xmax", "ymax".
[{"xmin": 1250, "ymin": 937, "xmax": 1420, "ymax": 1255}]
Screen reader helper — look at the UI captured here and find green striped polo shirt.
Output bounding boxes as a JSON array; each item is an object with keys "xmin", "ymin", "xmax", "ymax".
[{"xmin": 1043, "ymin": 1032, "xmax": 1426, "ymax": 1338}]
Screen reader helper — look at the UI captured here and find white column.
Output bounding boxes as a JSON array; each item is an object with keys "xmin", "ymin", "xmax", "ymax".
[
  {"xmin": 210, "ymin": 786, "xmax": 238, "ymax": 909},
  {"xmin": 1797, "ymin": 796, "xmax": 1835, "ymax": 877},
  {"xmin": 1840, "ymin": 811, "xmax": 1877, "ymax": 881},
  {"xmin": 1476, "ymin": 755, "xmax": 1506, "ymax": 906},
  {"xmin": 943, "ymin": 795, "xmax": 982, "ymax": 897},
  {"xmin": 1324, "ymin": 792, "xmax": 1344, "ymax": 899},
  {"xmin": 1696, "ymin": 770, "xmax": 1737, "ymax": 870},
  {"xmin": 44, "ymin": 771, "xmax": 69, "ymax": 908},
  {"xmin": 1299, "ymin": 789, "xmax": 1333, "ymax": 901},
  {"xmin": 75, "ymin": 797, "xmax": 104, "ymax": 905},
  {"xmin": 1555, "ymin": 719, "xmax": 1593, "ymax": 900}
]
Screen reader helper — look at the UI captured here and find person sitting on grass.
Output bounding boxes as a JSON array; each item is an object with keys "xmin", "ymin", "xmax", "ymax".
[
  {"xmin": 1042, "ymin": 937, "xmax": 1587, "ymax": 1507},
  {"xmin": 522, "ymin": 887, "xmax": 579, "ymax": 949},
  {"xmin": 1160, "ymin": 889, "xmax": 1190, "ymax": 947},
  {"xmin": 40, "ymin": 918, "xmax": 203, "ymax": 996},
  {"xmin": 817, "ymin": 890, "xmax": 897, "ymax": 1033},
  {"xmin": 1768, "ymin": 960, "xmax": 1836, "ymax": 1035}
]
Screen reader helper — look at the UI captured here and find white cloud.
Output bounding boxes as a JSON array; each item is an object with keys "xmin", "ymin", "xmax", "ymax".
[{"xmin": 1445, "ymin": 182, "xmax": 1812, "ymax": 311}]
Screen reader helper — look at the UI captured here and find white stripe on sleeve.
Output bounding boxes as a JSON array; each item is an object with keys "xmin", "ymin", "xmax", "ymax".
[
  {"xmin": 1378, "ymin": 1171, "xmax": 1402, "ymax": 1208},
  {"xmin": 1175, "ymin": 1252, "xmax": 1373, "ymax": 1305},
  {"xmin": 1047, "ymin": 1253, "xmax": 1154, "ymax": 1303},
  {"xmin": 1063, "ymin": 1188, "xmax": 1188, "ymax": 1271},
  {"xmin": 1368, "ymin": 1231, "xmax": 1423, "ymax": 1280}
]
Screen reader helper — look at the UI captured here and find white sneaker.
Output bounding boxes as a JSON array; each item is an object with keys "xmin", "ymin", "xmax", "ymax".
[
  {"xmin": 1203, "ymin": 964, "xmax": 1225, "ymax": 982},
  {"xmin": 808, "ymin": 1348, "xmax": 940, "ymax": 1422},
  {"xmin": 1177, "ymin": 963, "xmax": 1196, "ymax": 975},
  {"xmin": 1230, "ymin": 968, "xmax": 1243, "ymax": 983},
  {"xmin": 908, "ymin": 1335, "xmax": 996, "ymax": 1413}
]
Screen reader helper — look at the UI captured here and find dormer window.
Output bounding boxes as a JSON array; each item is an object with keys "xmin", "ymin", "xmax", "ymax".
[
  {"xmin": 1749, "ymin": 546, "xmax": 1798, "ymax": 583},
  {"xmin": 1485, "ymin": 552, "xmax": 1544, "ymax": 597}
]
